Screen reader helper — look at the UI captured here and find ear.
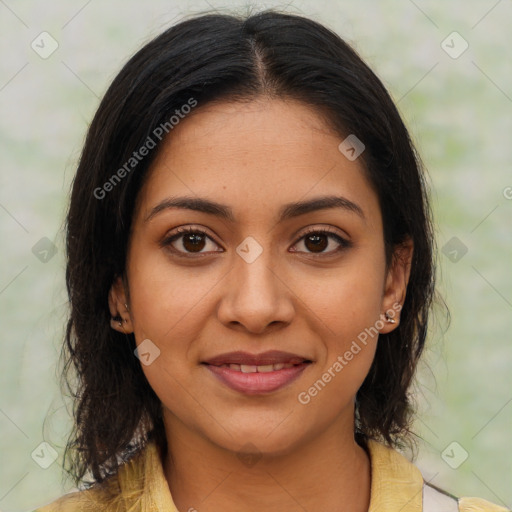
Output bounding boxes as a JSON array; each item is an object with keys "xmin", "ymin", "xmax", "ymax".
[
  {"xmin": 379, "ymin": 238, "xmax": 413, "ymax": 334},
  {"xmin": 108, "ymin": 275, "xmax": 133, "ymax": 334}
]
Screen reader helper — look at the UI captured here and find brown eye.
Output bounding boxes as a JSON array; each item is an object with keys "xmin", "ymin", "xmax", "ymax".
[
  {"xmin": 181, "ymin": 231, "xmax": 206, "ymax": 252},
  {"xmin": 291, "ymin": 228, "xmax": 352, "ymax": 256},
  {"xmin": 304, "ymin": 232, "xmax": 329, "ymax": 253},
  {"xmin": 161, "ymin": 227, "xmax": 222, "ymax": 256}
]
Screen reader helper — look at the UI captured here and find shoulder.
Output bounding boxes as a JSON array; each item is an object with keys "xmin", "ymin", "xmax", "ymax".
[
  {"xmin": 32, "ymin": 446, "xmax": 145, "ymax": 512},
  {"xmin": 458, "ymin": 496, "xmax": 510, "ymax": 512},
  {"xmin": 423, "ymin": 482, "xmax": 509, "ymax": 512},
  {"xmin": 365, "ymin": 439, "xmax": 509, "ymax": 512},
  {"xmin": 32, "ymin": 484, "xmax": 119, "ymax": 512}
]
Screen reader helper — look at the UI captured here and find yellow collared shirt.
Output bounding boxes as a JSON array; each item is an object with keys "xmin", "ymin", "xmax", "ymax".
[{"xmin": 34, "ymin": 439, "xmax": 509, "ymax": 511}]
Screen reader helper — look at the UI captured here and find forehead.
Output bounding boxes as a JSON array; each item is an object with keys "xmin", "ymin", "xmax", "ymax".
[{"xmin": 136, "ymin": 98, "xmax": 381, "ymax": 227}]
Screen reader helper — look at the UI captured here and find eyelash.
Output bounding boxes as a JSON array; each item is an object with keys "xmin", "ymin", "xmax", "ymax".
[{"xmin": 160, "ymin": 225, "xmax": 352, "ymax": 258}]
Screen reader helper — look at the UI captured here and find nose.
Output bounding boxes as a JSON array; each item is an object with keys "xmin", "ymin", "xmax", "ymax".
[{"xmin": 216, "ymin": 242, "xmax": 295, "ymax": 334}]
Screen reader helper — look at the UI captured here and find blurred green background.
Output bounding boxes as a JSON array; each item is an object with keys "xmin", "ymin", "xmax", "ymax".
[{"xmin": 0, "ymin": 1, "xmax": 511, "ymax": 511}]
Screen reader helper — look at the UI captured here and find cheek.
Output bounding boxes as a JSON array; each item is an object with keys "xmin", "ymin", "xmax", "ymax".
[
  {"xmin": 125, "ymin": 259, "xmax": 206, "ymax": 417},
  {"xmin": 307, "ymin": 252, "xmax": 386, "ymax": 341},
  {"xmin": 297, "ymin": 252, "xmax": 385, "ymax": 399},
  {"xmin": 296, "ymin": 286, "xmax": 380, "ymax": 417},
  {"xmin": 126, "ymin": 244, "xmax": 213, "ymax": 343},
  {"xmin": 125, "ymin": 248, "xmax": 210, "ymax": 394}
]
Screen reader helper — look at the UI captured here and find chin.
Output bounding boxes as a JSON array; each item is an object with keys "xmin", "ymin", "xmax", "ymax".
[{"xmin": 205, "ymin": 417, "xmax": 303, "ymax": 457}]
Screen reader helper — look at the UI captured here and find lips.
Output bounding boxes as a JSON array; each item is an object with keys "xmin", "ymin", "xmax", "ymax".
[
  {"xmin": 213, "ymin": 362, "xmax": 299, "ymax": 373},
  {"xmin": 202, "ymin": 350, "xmax": 312, "ymax": 367},
  {"xmin": 201, "ymin": 350, "xmax": 313, "ymax": 395}
]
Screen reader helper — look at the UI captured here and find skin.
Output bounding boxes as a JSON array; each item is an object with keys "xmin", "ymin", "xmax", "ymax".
[{"xmin": 109, "ymin": 97, "xmax": 413, "ymax": 512}]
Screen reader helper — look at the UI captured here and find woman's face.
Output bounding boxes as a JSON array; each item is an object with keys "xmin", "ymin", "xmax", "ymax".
[{"xmin": 110, "ymin": 98, "xmax": 410, "ymax": 456}]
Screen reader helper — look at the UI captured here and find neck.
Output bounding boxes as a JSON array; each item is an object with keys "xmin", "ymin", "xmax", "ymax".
[{"xmin": 162, "ymin": 410, "xmax": 371, "ymax": 512}]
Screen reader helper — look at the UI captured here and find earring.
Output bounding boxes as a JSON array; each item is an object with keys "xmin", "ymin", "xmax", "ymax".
[
  {"xmin": 384, "ymin": 312, "xmax": 397, "ymax": 324},
  {"xmin": 111, "ymin": 315, "xmax": 123, "ymax": 328},
  {"xmin": 125, "ymin": 303, "xmax": 129, "ymax": 312}
]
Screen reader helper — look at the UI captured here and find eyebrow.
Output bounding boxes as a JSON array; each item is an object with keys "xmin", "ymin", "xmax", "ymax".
[{"xmin": 145, "ymin": 194, "xmax": 365, "ymax": 223}]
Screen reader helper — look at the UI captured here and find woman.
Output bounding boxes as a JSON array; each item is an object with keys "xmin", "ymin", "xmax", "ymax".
[{"xmin": 34, "ymin": 9, "xmax": 508, "ymax": 512}]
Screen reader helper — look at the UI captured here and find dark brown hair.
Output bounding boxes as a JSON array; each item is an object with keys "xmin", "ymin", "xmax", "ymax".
[{"xmin": 59, "ymin": 8, "xmax": 437, "ymax": 489}]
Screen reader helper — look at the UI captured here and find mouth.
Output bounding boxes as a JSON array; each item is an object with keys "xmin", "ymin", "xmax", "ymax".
[
  {"xmin": 203, "ymin": 361, "xmax": 311, "ymax": 373},
  {"xmin": 201, "ymin": 351, "xmax": 313, "ymax": 395},
  {"xmin": 202, "ymin": 350, "xmax": 312, "ymax": 367}
]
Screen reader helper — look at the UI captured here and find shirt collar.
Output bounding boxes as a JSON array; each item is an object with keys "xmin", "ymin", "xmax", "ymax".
[
  {"xmin": 366, "ymin": 438, "xmax": 423, "ymax": 512},
  {"xmin": 118, "ymin": 438, "xmax": 424, "ymax": 512}
]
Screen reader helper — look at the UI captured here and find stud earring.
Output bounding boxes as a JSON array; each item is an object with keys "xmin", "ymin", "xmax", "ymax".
[
  {"xmin": 125, "ymin": 303, "xmax": 129, "ymax": 312},
  {"xmin": 111, "ymin": 315, "xmax": 124, "ymax": 329},
  {"xmin": 384, "ymin": 312, "xmax": 397, "ymax": 324}
]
